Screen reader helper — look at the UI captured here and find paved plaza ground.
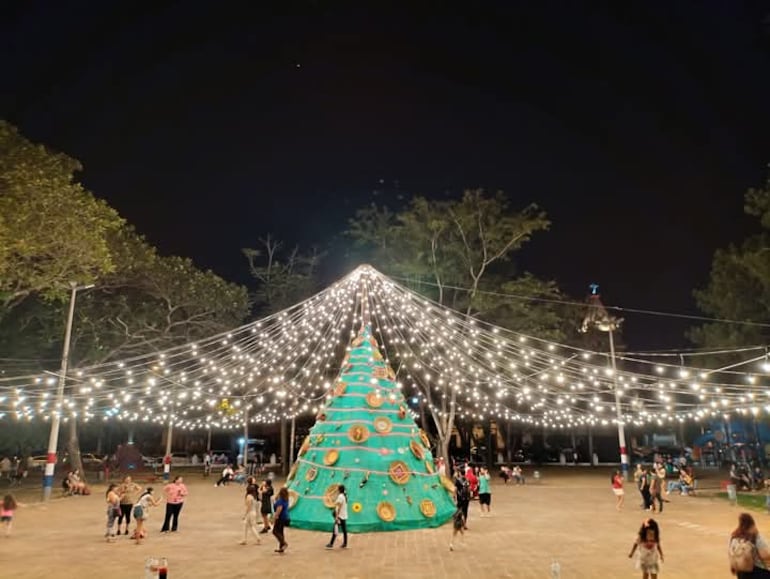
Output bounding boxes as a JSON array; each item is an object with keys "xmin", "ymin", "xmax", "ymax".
[{"xmin": 0, "ymin": 468, "xmax": 750, "ymax": 578}]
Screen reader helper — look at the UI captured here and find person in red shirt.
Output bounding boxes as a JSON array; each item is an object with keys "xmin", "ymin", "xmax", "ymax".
[
  {"xmin": 464, "ymin": 466, "xmax": 479, "ymax": 499},
  {"xmin": 611, "ymin": 470, "xmax": 625, "ymax": 511}
]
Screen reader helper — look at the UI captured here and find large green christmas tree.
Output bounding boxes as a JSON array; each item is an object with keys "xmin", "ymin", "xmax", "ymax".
[{"xmin": 285, "ymin": 326, "xmax": 456, "ymax": 532}]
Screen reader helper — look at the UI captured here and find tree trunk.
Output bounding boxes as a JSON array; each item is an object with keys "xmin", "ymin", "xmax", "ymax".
[{"xmin": 67, "ymin": 419, "xmax": 85, "ymax": 482}]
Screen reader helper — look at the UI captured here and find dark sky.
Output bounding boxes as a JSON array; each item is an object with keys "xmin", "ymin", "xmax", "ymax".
[{"xmin": 3, "ymin": 1, "xmax": 769, "ymax": 350}]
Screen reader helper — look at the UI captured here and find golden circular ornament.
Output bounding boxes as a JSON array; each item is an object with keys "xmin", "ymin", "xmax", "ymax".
[
  {"xmin": 398, "ymin": 405, "xmax": 407, "ymax": 420},
  {"xmin": 348, "ymin": 424, "xmax": 370, "ymax": 444},
  {"xmin": 305, "ymin": 467, "xmax": 318, "ymax": 482},
  {"xmin": 352, "ymin": 502, "xmax": 362, "ymax": 513},
  {"xmin": 323, "ymin": 484, "xmax": 340, "ymax": 508},
  {"xmin": 409, "ymin": 439, "xmax": 425, "ymax": 460},
  {"xmin": 366, "ymin": 392, "xmax": 384, "ymax": 408},
  {"xmin": 419, "ymin": 499, "xmax": 436, "ymax": 518},
  {"xmin": 419, "ymin": 429, "xmax": 431, "ymax": 449},
  {"xmin": 388, "ymin": 460, "xmax": 411, "ymax": 485},
  {"xmin": 425, "ymin": 460, "xmax": 435, "ymax": 474},
  {"xmin": 374, "ymin": 417, "xmax": 392, "ymax": 434},
  {"xmin": 288, "ymin": 489, "xmax": 300, "ymax": 510},
  {"xmin": 373, "ymin": 350, "xmax": 383, "ymax": 361},
  {"xmin": 440, "ymin": 475, "xmax": 455, "ymax": 494},
  {"xmin": 387, "ymin": 366, "xmax": 396, "ymax": 380},
  {"xmin": 373, "ymin": 367, "xmax": 388, "ymax": 379},
  {"xmin": 287, "ymin": 462, "xmax": 298, "ymax": 482},
  {"xmin": 334, "ymin": 381, "xmax": 347, "ymax": 396},
  {"xmin": 376, "ymin": 501, "xmax": 396, "ymax": 522},
  {"xmin": 323, "ymin": 449, "xmax": 340, "ymax": 466}
]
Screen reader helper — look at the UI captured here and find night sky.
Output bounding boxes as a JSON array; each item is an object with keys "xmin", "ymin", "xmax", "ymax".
[{"xmin": 3, "ymin": 2, "xmax": 769, "ymax": 350}]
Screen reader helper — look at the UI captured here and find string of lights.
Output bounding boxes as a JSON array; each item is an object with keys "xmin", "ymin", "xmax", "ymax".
[{"xmin": 0, "ymin": 266, "xmax": 767, "ymax": 430}]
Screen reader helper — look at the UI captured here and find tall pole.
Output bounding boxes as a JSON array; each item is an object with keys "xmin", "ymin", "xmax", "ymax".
[
  {"xmin": 206, "ymin": 427, "xmax": 212, "ymax": 452},
  {"xmin": 580, "ymin": 284, "xmax": 626, "ymax": 474},
  {"xmin": 243, "ymin": 406, "xmax": 249, "ymax": 469},
  {"xmin": 609, "ymin": 327, "xmax": 629, "ymax": 475},
  {"xmin": 289, "ymin": 415, "xmax": 296, "ymax": 468},
  {"xmin": 280, "ymin": 416, "xmax": 288, "ymax": 476},
  {"xmin": 43, "ymin": 283, "xmax": 79, "ymax": 501},
  {"xmin": 163, "ymin": 419, "xmax": 173, "ymax": 481}
]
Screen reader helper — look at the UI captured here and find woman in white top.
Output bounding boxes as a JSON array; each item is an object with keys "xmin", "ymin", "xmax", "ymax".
[
  {"xmin": 132, "ymin": 487, "xmax": 160, "ymax": 545},
  {"xmin": 325, "ymin": 484, "xmax": 348, "ymax": 549},
  {"xmin": 240, "ymin": 484, "xmax": 262, "ymax": 545}
]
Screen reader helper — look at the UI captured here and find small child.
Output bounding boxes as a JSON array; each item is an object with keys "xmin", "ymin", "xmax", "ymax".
[
  {"xmin": 2, "ymin": 494, "xmax": 24, "ymax": 537},
  {"xmin": 628, "ymin": 518, "xmax": 664, "ymax": 579},
  {"xmin": 449, "ymin": 507, "xmax": 465, "ymax": 551}
]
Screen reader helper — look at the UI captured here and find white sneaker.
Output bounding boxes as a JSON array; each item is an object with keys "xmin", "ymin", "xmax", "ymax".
[{"xmin": 449, "ymin": 543, "xmax": 454, "ymax": 551}]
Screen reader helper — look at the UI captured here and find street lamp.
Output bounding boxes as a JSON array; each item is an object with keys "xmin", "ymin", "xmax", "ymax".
[
  {"xmin": 42, "ymin": 282, "xmax": 94, "ymax": 501},
  {"xmin": 580, "ymin": 284, "xmax": 628, "ymax": 475}
]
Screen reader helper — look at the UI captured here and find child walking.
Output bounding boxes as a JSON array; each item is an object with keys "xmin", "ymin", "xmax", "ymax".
[
  {"xmin": 449, "ymin": 506, "xmax": 465, "ymax": 551},
  {"xmin": 2, "ymin": 494, "xmax": 23, "ymax": 537},
  {"xmin": 628, "ymin": 518, "xmax": 664, "ymax": 579}
]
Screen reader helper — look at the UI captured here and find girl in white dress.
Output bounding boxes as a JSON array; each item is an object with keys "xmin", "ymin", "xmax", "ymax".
[{"xmin": 628, "ymin": 518, "xmax": 664, "ymax": 579}]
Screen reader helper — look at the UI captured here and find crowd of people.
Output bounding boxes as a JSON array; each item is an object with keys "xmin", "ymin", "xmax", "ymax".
[{"xmin": 8, "ymin": 452, "xmax": 770, "ymax": 576}]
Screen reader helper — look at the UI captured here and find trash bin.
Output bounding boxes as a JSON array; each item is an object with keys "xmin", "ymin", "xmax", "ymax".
[
  {"xmin": 97, "ymin": 470, "xmax": 104, "ymax": 482},
  {"xmin": 727, "ymin": 484, "xmax": 737, "ymax": 504}
]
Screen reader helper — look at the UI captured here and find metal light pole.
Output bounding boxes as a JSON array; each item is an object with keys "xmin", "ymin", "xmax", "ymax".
[
  {"xmin": 580, "ymin": 284, "xmax": 628, "ymax": 475},
  {"xmin": 163, "ymin": 419, "xmax": 173, "ymax": 481},
  {"xmin": 43, "ymin": 282, "xmax": 93, "ymax": 501}
]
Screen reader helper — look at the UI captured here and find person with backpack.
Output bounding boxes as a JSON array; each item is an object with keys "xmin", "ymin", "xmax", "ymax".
[
  {"xmin": 729, "ymin": 512, "xmax": 770, "ymax": 577},
  {"xmin": 454, "ymin": 470, "xmax": 470, "ymax": 530},
  {"xmin": 628, "ymin": 518, "xmax": 664, "ymax": 579}
]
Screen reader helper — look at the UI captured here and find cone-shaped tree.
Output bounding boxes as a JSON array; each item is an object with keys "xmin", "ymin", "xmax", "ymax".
[{"xmin": 286, "ymin": 326, "xmax": 456, "ymax": 532}]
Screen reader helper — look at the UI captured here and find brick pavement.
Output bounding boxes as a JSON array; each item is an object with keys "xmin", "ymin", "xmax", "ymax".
[{"xmin": 0, "ymin": 470, "xmax": 747, "ymax": 578}]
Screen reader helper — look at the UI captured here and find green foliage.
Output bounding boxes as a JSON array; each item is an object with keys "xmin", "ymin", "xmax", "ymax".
[
  {"xmin": 689, "ymin": 178, "xmax": 770, "ymax": 355},
  {"xmin": 243, "ymin": 234, "xmax": 324, "ymax": 315},
  {"xmin": 348, "ymin": 189, "xmax": 557, "ymax": 328},
  {"xmin": 0, "ymin": 121, "xmax": 123, "ymax": 311},
  {"xmin": 0, "ymin": 226, "xmax": 251, "ymax": 367},
  {"xmin": 347, "ymin": 189, "xmax": 558, "ymax": 459}
]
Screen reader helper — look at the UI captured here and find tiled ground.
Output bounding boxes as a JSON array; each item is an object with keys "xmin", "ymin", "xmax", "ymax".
[{"xmin": 0, "ymin": 469, "xmax": 746, "ymax": 578}]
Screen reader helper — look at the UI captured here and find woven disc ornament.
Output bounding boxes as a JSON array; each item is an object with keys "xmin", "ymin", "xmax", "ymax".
[
  {"xmin": 387, "ymin": 366, "xmax": 396, "ymax": 380},
  {"xmin": 377, "ymin": 501, "xmax": 396, "ymax": 522},
  {"xmin": 305, "ymin": 467, "xmax": 318, "ymax": 482},
  {"xmin": 373, "ymin": 367, "xmax": 388, "ymax": 379},
  {"xmin": 323, "ymin": 484, "xmax": 340, "ymax": 508},
  {"xmin": 334, "ymin": 381, "xmax": 347, "ymax": 397},
  {"xmin": 299, "ymin": 436, "xmax": 311, "ymax": 457},
  {"xmin": 419, "ymin": 499, "xmax": 436, "ymax": 518},
  {"xmin": 440, "ymin": 475, "xmax": 456, "ymax": 494},
  {"xmin": 374, "ymin": 417, "xmax": 392, "ymax": 434},
  {"xmin": 348, "ymin": 424, "xmax": 370, "ymax": 444},
  {"xmin": 373, "ymin": 350, "xmax": 383, "ymax": 361},
  {"xmin": 324, "ymin": 449, "xmax": 340, "ymax": 466},
  {"xmin": 409, "ymin": 439, "xmax": 425, "ymax": 460},
  {"xmin": 425, "ymin": 460, "xmax": 435, "ymax": 474},
  {"xmin": 287, "ymin": 462, "xmax": 298, "ymax": 482},
  {"xmin": 419, "ymin": 429, "xmax": 431, "ymax": 449},
  {"xmin": 287, "ymin": 489, "xmax": 300, "ymax": 510},
  {"xmin": 366, "ymin": 392, "xmax": 384, "ymax": 408},
  {"xmin": 388, "ymin": 460, "xmax": 411, "ymax": 485}
]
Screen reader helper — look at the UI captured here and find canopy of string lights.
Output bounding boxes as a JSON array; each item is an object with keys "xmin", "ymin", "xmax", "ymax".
[{"xmin": 0, "ymin": 265, "xmax": 767, "ymax": 432}]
